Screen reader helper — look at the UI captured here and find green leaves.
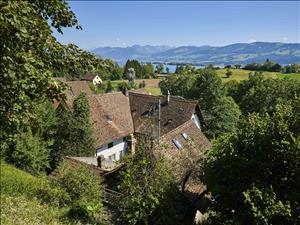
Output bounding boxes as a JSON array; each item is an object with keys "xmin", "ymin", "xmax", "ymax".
[{"xmin": 204, "ymin": 98, "xmax": 300, "ymax": 225}]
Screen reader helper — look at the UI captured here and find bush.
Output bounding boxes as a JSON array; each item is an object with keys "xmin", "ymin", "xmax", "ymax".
[
  {"xmin": 55, "ymin": 161, "xmax": 104, "ymax": 223},
  {"xmin": 0, "ymin": 162, "xmax": 70, "ymax": 207},
  {"xmin": 0, "ymin": 194, "xmax": 64, "ymax": 225},
  {"xmin": 10, "ymin": 128, "xmax": 51, "ymax": 174}
]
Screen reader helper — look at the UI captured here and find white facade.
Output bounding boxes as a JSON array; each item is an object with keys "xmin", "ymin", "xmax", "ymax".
[
  {"xmin": 96, "ymin": 137, "xmax": 128, "ymax": 161},
  {"xmin": 191, "ymin": 113, "xmax": 201, "ymax": 129},
  {"xmin": 92, "ymin": 75, "xmax": 102, "ymax": 86}
]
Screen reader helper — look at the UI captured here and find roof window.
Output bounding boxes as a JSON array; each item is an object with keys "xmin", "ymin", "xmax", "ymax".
[
  {"xmin": 182, "ymin": 132, "xmax": 189, "ymax": 141},
  {"xmin": 172, "ymin": 138, "xmax": 182, "ymax": 150}
]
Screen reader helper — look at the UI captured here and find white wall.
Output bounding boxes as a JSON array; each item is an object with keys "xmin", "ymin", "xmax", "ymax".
[
  {"xmin": 191, "ymin": 113, "xmax": 201, "ymax": 130},
  {"xmin": 96, "ymin": 137, "xmax": 128, "ymax": 161},
  {"xmin": 92, "ymin": 76, "xmax": 102, "ymax": 85}
]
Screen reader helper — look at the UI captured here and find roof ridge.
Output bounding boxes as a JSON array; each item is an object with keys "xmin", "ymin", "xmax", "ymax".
[{"xmin": 129, "ymin": 92, "xmax": 198, "ymax": 104}]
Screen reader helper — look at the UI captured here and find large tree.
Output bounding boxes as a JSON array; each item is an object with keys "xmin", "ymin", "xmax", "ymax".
[
  {"xmin": 0, "ymin": 1, "xmax": 105, "ymax": 155},
  {"xmin": 51, "ymin": 93, "xmax": 94, "ymax": 169},
  {"xmin": 204, "ymin": 98, "xmax": 300, "ymax": 225}
]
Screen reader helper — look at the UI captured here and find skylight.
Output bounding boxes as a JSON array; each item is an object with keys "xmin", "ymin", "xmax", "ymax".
[
  {"xmin": 182, "ymin": 132, "xmax": 189, "ymax": 141},
  {"xmin": 172, "ymin": 138, "xmax": 182, "ymax": 150}
]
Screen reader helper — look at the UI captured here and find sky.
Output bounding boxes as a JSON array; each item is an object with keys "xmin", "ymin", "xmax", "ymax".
[{"xmin": 53, "ymin": 1, "xmax": 300, "ymax": 50}]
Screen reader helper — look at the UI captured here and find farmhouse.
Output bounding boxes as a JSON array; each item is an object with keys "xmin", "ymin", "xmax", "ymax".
[
  {"xmin": 81, "ymin": 73, "xmax": 102, "ymax": 86},
  {"xmin": 87, "ymin": 92, "xmax": 134, "ymax": 162}
]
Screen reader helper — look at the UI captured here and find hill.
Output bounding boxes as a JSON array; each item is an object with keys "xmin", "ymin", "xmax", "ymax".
[{"xmin": 92, "ymin": 42, "xmax": 300, "ymax": 65}]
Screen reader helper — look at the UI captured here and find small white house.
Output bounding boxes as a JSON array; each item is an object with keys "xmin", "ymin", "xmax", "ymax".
[{"xmin": 82, "ymin": 73, "xmax": 102, "ymax": 86}]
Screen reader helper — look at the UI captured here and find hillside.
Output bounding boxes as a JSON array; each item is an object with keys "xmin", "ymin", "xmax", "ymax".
[{"xmin": 92, "ymin": 42, "xmax": 300, "ymax": 65}]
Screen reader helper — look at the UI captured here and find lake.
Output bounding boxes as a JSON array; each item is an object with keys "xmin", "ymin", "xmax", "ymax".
[{"xmin": 151, "ymin": 63, "xmax": 205, "ymax": 73}]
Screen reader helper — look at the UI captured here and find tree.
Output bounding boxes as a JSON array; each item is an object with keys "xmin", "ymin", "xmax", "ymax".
[
  {"xmin": 0, "ymin": 1, "xmax": 104, "ymax": 162},
  {"xmin": 56, "ymin": 161, "xmax": 104, "ymax": 223},
  {"xmin": 118, "ymin": 141, "xmax": 185, "ymax": 225},
  {"xmin": 106, "ymin": 80, "xmax": 113, "ymax": 93},
  {"xmin": 143, "ymin": 63, "xmax": 154, "ymax": 78},
  {"xmin": 166, "ymin": 67, "xmax": 170, "ymax": 74},
  {"xmin": 160, "ymin": 69, "xmax": 241, "ymax": 139},
  {"xmin": 225, "ymin": 68, "xmax": 233, "ymax": 78},
  {"xmin": 126, "ymin": 67, "xmax": 136, "ymax": 88},
  {"xmin": 235, "ymin": 64, "xmax": 241, "ymax": 69},
  {"xmin": 155, "ymin": 63, "xmax": 164, "ymax": 73},
  {"xmin": 227, "ymin": 72, "xmax": 300, "ymax": 115},
  {"xmin": 10, "ymin": 128, "xmax": 51, "ymax": 174},
  {"xmin": 51, "ymin": 93, "xmax": 94, "ymax": 169},
  {"xmin": 123, "ymin": 59, "xmax": 149, "ymax": 79},
  {"xmin": 204, "ymin": 98, "xmax": 300, "ymax": 225}
]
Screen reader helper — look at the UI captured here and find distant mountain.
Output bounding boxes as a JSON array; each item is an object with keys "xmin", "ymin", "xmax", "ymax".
[
  {"xmin": 92, "ymin": 45, "xmax": 172, "ymax": 64},
  {"xmin": 92, "ymin": 42, "xmax": 300, "ymax": 65}
]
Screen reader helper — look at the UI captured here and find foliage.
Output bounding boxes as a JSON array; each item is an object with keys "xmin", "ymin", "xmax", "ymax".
[
  {"xmin": 10, "ymin": 128, "xmax": 51, "ymax": 174},
  {"xmin": 123, "ymin": 60, "xmax": 153, "ymax": 79},
  {"xmin": 204, "ymin": 99, "xmax": 300, "ymax": 225},
  {"xmin": 155, "ymin": 63, "xmax": 164, "ymax": 73},
  {"xmin": 118, "ymin": 142, "xmax": 184, "ymax": 225},
  {"xmin": 0, "ymin": 194, "xmax": 66, "ymax": 225},
  {"xmin": 227, "ymin": 72, "xmax": 300, "ymax": 115},
  {"xmin": 282, "ymin": 64, "xmax": 300, "ymax": 74},
  {"xmin": 51, "ymin": 93, "xmax": 94, "ymax": 168},
  {"xmin": 160, "ymin": 69, "xmax": 241, "ymax": 139},
  {"xmin": 56, "ymin": 161, "xmax": 104, "ymax": 223},
  {"xmin": 243, "ymin": 185, "xmax": 291, "ymax": 225},
  {"xmin": 1, "ymin": 161, "xmax": 70, "ymax": 206},
  {"xmin": 225, "ymin": 68, "xmax": 233, "ymax": 78},
  {"xmin": 0, "ymin": 0, "xmax": 77, "ymax": 145},
  {"xmin": 106, "ymin": 80, "xmax": 113, "ymax": 92},
  {"xmin": 243, "ymin": 59, "xmax": 282, "ymax": 72},
  {"xmin": 2, "ymin": 99, "xmax": 57, "ymax": 174}
]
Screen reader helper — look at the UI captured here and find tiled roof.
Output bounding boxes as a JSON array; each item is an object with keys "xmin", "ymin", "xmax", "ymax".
[
  {"xmin": 88, "ymin": 92, "xmax": 134, "ymax": 147},
  {"xmin": 66, "ymin": 81, "xmax": 93, "ymax": 97},
  {"xmin": 159, "ymin": 120, "xmax": 211, "ymax": 195},
  {"xmin": 129, "ymin": 92, "xmax": 203, "ymax": 136},
  {"xmin": 160, "ymin": 120, "xmax": 211, "ymax": 157},
  {"xmin": 82, "ymin": 73, "xmax": 98, "ymax": 81}
]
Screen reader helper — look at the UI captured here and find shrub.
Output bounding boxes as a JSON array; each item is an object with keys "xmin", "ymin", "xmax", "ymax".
[
  {"xmin": 55, "ymin": 161, "xmax": 104, "ymax": 223},
  {"xmin": 10, "ymin": 128, "xmax": 51, "ymax": 174}
]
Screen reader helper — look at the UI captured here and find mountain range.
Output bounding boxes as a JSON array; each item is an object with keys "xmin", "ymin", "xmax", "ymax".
[{"xmin": 92, "ymin": 42, "xmax": 300, "ymax": 65}]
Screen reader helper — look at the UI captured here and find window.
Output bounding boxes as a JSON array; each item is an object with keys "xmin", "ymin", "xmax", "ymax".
[
  {"xmin": 108, "ymin": 154, "xmax": 116, "ymax": 161},
  {"xmin": 108, "ymin": 142, "xmax": 114, "ymax": 148},
  {"xmin": 119, "ymin": 150, "xmax": 124, "ymax": 159},
  {"xmin": 172, "ymin": 138, "xmax": 182, "ymax": 150},
  {"xmin": 182, "ymin": 132, "xmax": 189, "ymax": 141}
]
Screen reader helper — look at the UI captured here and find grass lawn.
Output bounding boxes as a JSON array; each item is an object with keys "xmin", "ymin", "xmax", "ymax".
[
  {"xmin": 216, "ymin": 69, "xmax": 300, "ymax": 82},
  {"xmin": 276, "ymin": 73, "xmax": 300, "ymax": 80},
  {"xmin": 145, "ymin": 87, "xmax": 161, "ymax": 95},
  {"xmin": 216, "ymin": 69, "xmax": 277, "ymax": 82}
]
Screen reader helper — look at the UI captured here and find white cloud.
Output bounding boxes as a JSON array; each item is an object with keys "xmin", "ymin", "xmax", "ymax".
[{"xmin": 281, "ymin": 37, "xmax": 288, "ymax": 41}]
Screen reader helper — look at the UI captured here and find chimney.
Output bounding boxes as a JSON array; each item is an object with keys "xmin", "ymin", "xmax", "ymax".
[{"xmin": 167, "ymin": 90, "xmax": 170, "ymax": 104}]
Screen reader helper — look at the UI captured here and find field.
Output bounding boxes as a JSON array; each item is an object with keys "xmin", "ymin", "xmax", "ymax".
[
  {"xmin": 216, "ymin": 69, "xmax": 300, "ymax": 82},
  {"xmin": 90, "ymin": 70, "xmax": 300, "ymax": 96}
]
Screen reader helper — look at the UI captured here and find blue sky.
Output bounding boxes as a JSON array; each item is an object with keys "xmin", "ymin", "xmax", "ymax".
[{"xmin": 53, "ymin": 1, "xmax": 300, "ymax": 50}]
